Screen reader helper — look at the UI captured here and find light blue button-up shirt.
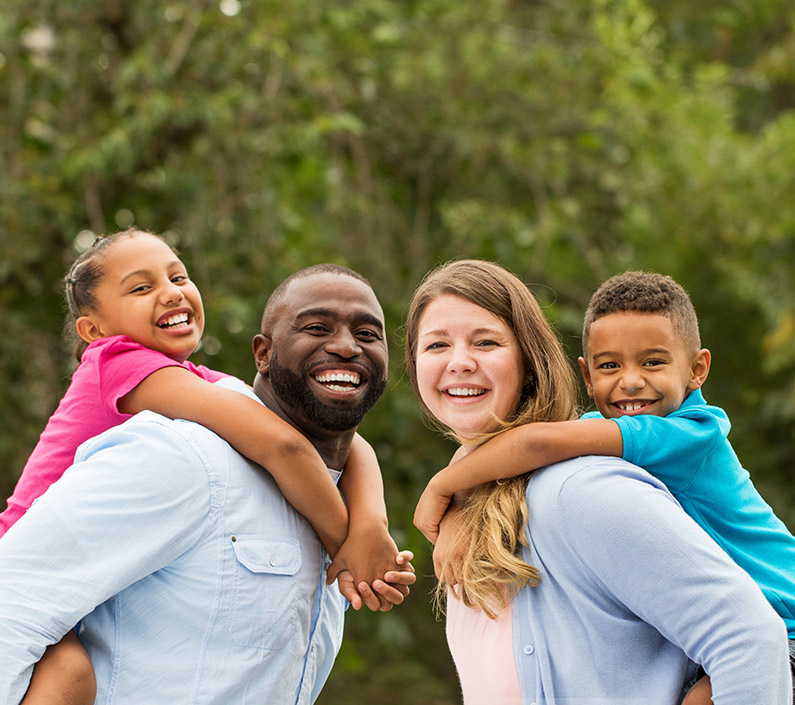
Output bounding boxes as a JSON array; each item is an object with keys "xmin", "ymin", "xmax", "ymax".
[{"xmin": 0, "ymin": 380, "xmax": 346, "ymax": 704}]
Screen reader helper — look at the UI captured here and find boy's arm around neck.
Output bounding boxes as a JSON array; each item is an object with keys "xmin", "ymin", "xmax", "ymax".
[{"xmin": 413, "ymin": 418, "xmax": 624, "ymax": 543}]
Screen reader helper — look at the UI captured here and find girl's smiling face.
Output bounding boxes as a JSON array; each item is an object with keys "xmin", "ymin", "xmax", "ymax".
[{"xmin": 415, "ymin": 294, "xmax": 526, "ymax": 442}]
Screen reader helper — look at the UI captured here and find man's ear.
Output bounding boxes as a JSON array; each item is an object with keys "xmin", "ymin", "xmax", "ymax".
[
  {"xmin": 75, "ymin": 316, "xmax": 106, "ymax": 345},
  {"xmin": 578, "ymin": 357, "xmax": 594, "ymax": 398},
  {"xmin": 252, "ymin": 334, "xmax": 273, "ymax": 376},
  {"xmin": 688, "ymin": 348, "xmax": 711, "ymax": 391}
]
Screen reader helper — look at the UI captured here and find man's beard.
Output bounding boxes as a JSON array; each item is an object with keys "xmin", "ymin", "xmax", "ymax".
[{"xmin": 269, "ymin": 352, "xmax": 386, "ymax": 432}]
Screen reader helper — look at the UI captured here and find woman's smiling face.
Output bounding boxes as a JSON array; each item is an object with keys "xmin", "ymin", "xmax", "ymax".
[{"xmin": 415, "ymin": 294, "xmax": 526, "ymax": 442}]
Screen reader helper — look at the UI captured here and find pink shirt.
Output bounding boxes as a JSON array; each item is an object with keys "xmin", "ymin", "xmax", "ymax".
[
  {"xmin": 0, "ymin": 335, "xmax": 226, "ymax": 535},
  {"xmin": 446, "ymin": 589, "xmax": 521, "ymax": 704}
]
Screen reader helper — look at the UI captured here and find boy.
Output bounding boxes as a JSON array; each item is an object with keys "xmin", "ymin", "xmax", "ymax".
[{"xmin": 414, "ymin": 270, "xmax": 795, "ymax": 704}]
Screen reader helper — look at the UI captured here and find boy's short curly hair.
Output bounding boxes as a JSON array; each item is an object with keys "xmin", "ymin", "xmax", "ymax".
[{"xmin": 582, "ymin": 271, "xmax": 701, "ymax": 355}]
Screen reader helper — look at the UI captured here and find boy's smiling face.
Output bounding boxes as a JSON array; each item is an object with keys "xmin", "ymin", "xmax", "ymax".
[{"xmin": 578, "ymin": 312, "xmax": 710, "ymax": 420}]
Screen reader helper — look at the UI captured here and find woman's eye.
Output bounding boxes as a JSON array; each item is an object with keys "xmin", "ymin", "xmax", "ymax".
[
  {"xmin": 476, "ymin": 339, "xmax": 499, "ymax": 348},
  {"xmin": 424, "ymin": 341, "xmax": 447, "ymax": 351}
]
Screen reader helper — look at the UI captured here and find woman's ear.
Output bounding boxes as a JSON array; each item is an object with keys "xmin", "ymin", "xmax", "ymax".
[
  {"xmin": 75, "ymin": 316, "xmax": 106, "ymax": 345},
  {"xmin": 688, "ymin": 348, "xmax": 711, "ymax": 391},
  {"xmin": 252, "ymin": 334, "xmax": 273, "ymax": 376},
  {"xmin": 578, "ymin": 357, "xmax": 594, "ymax": 397}
]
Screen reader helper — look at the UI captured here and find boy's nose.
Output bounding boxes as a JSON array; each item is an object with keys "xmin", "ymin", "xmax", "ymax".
[{"xmin": 619, "ymin": 368, "xmax": 646, "ymax": 392}]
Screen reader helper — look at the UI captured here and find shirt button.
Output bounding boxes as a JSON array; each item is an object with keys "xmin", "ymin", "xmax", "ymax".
[
  {"xmin": 523, "ymin": 644, "xmax": 535, "ymax": 655},
  {"xmin": 269, "ymin": 557, "xmax": 277, "ymax": 567}
]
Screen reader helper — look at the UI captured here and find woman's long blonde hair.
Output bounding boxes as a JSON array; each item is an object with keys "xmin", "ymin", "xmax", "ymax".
[{"xmin": 405, "ymin": 260, "xmax": 579, "ymax": 618}]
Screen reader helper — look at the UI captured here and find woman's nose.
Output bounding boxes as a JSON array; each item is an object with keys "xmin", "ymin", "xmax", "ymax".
[{"xmin": 447, "ymin": 345, "xmax": 476, "ymax": 373}]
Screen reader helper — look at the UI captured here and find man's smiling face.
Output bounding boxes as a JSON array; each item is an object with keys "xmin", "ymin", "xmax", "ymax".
[{"xmin": 256, "ymin": 272, "xmax": 388, "ymax": 435}]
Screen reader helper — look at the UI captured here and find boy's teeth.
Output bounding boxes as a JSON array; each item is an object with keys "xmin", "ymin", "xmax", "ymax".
[
  {"xmin": 447, "ymin": 387, "xmax": 485, "ymax": 397},
  {"xmin": 619, "ymin": 401, "xmax": 645, "ymax": 411}
]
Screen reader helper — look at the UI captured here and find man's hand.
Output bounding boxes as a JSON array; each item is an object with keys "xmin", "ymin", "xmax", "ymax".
[{"xmin": 336, "ymin": 551, "xmax": 416, "ymax": 611}]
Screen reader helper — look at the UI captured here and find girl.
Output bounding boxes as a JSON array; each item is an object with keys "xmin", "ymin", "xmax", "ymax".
[
  {"xmin": 7, "ymin": 228, "xmax": 407, "ymax": 705},
  {"xmin": 404, "ymin": 259, "xmax": 788, "ymax": 704}
]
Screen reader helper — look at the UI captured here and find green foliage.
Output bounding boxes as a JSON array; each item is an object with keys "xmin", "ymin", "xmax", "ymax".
[{"xmin": 2, "ymin": 0, "xmax": 795, "ymax": 701}]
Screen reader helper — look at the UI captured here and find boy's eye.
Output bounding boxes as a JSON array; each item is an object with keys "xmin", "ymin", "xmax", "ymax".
[
  {"xmin": 598, "ymin": 361, "xmax": 619, "ymax": 370},
  {"xmin": 644, "ymin": 359, "xmax": 665, "ymax": 367}
]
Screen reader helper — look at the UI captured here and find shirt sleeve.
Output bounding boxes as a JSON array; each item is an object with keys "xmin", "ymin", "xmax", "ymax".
[
  {"xmin": 555, "ymin": 460, "xmax": 791, "ymax": 705},
  {"xmin": 0, "ymin": 413, "xmax": 212, "ymax": 704},
  {"xmin": 613, "ymin": 411, "xmax": 726, "ymax": 490}
]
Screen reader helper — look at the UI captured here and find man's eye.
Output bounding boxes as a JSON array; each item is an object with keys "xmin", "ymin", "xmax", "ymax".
[
  {"xmin": 356, "ymin": 329, "xmax": 381, "ymax": 341},
  {"xmin": 304, "ymin": 324, "xmax": 328, "ymax": 333}
]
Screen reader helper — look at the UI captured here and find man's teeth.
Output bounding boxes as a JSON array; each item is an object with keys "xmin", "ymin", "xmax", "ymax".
[
  {"xmin": 315, "ymin": 372, "xmax": 361, "ymax": 389},
  {"xmin": 447, "ymin": 387, "xmax": 486, "ymax": 397},
  {"xmin": 160, "ymin": 313, "xmax": 189, "ymax": 328}
]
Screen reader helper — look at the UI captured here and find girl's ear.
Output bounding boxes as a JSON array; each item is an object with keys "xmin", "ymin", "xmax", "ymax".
[
  {"xmin": 252, "ymin": 333, "xmax": 273, "ymax": 376},
  {"xmin": 578, "ymin": 357, "xmax": 594, "ymax": 397},
  {"xmin": 75, "ymin": 315, "xmax": 106, "ymax": 345},
  {"xmin": 688, "ymin": 348, "xmax": 711, "ymax": 391}
]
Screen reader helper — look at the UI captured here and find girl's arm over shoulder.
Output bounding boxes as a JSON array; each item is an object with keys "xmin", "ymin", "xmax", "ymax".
[
  {"xmin": 413, "ymin": 418, "xmax": 623, "ymax": 543},
  {"xmin": 328, "ymin": 435, "xmax": 416, "ymax": 611},
  {"xmin": 119, "ymin": 366, "xmax": 349, "ymax": 556}
]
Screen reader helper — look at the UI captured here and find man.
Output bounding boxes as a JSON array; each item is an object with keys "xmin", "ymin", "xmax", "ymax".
[{"xmin": 0, "ymin": 264, "xmax": 413, "ymax": 704}]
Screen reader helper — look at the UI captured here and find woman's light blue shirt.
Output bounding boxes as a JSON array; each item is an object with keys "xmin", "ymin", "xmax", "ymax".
[{"xmin": 0, "ymin": 381, "xmax": 346, "ymax": 704}]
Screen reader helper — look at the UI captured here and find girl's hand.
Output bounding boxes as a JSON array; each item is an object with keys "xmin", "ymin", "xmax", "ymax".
[
  {"xmin": 413, "ymin": 478, "xmax": 453, "ymax": 545},
  {"xmin": 336, "ymin": 551, "xmax": 416, "ymax": 612}
]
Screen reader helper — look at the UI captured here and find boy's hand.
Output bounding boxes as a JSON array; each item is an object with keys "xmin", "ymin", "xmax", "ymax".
[
  {"xmin": 336, "ymin": 551, "xmax": 415, "ymax": 611},
  {"xmin": 413, "ymin": 476, "xmax": 453, "ymax": 544},
  {"xmin": 433, "ymin": 509, "xmax": 466, "ymax": 585}
]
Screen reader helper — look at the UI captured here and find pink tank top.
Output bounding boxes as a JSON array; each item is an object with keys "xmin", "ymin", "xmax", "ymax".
[{"xmin": 445, "ymin": 589, "xmax": 521, "ymax": 704}]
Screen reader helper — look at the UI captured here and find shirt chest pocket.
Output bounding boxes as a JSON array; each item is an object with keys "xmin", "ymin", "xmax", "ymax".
[{"xmin": 226, "ymin": 534, "xmax": 303, "ymax": 651}]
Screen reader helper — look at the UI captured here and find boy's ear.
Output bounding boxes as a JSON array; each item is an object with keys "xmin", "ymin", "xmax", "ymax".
[
  {"xmin": 252, "ymin": 333, "xmax": 273, "ymax": 376},
  {"xmin": 578, "ymin": 357, "xmax": 594, "ymax": 398},
  {"xmin": 75, "ymin": 315, "xmax": 106, "ymax": 345},
  {"xmin": 688, "ymin": 348, "xmax": 711, "ymax": 391}
]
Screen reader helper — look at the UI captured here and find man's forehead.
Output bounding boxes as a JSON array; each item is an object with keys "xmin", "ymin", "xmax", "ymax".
[{"xmin": 279, "ymin": 272, "xmax": 384, "ymax": 323}]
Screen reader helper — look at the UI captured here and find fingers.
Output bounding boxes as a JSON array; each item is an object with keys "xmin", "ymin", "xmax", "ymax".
[
  {"xmin": 383, "ymin": 569, "xmax": 416, "ymax": 586},
  {"xmin": 356, "ymin": 581, "xmax": 390, "ymax": 612},
  {"xmin": 336, "ymin": 570, "xmax": 363, "ymax": 610}
]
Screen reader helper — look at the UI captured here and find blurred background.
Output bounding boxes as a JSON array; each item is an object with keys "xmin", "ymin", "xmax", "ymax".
[{"xmin": 2, "ymin": 1, "xmax": 794, "ymax": 702}]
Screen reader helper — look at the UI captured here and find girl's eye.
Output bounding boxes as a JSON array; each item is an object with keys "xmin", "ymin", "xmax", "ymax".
[
  {"xmin": 171, "ymin": 274, "xmax": 188, "ymax": 283},
  {"xmin": 598, "ymin": 361, "xmax": 618, "ymax": 370},
  {"xmin": 130, "ymin": 284, "xmax": 151, "ymax": 293}
]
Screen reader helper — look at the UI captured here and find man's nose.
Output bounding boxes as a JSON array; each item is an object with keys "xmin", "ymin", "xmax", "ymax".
[{"xmin": 325, "ymin": 329, "xmax": 362, "ymax": 358}]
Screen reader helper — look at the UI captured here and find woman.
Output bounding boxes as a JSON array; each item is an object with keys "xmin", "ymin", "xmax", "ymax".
[{"xmin": 404, "ymin": 259, "xmax": 789, "ymax": 705}]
